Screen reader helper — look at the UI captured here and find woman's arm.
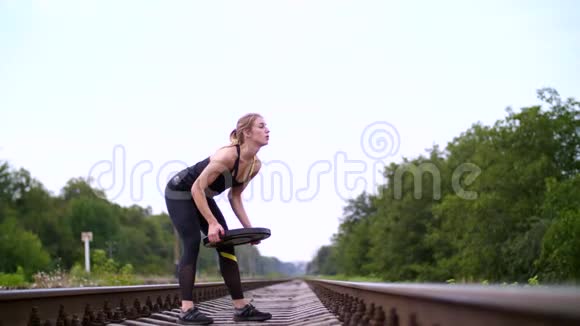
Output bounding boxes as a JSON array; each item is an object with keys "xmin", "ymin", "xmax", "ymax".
[
  {"xmin": 228, "ymin": 160, "xmax": 262, "ymax": 228},
  {"xmin": 191, "ymin": 147, "xmax": 235, "ymax": 242}
]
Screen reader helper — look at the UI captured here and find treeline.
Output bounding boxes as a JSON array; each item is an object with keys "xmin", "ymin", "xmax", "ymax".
[
  {"xmin": 0, "ymin": 164, "xmax": 300, "ymax": 285},
  {"xmin": 307, "ymin": 88, "xmax": 579, "ymax": 284}
]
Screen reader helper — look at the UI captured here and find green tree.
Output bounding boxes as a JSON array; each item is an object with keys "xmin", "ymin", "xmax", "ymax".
[
  {"xmin": 429, "ymin": 88, "xmax": 579, "ymax": 282},
  {"xmin": 0, "ymin": 218, "xmax": 50, "ymax": 277},
  {"xmin": 60, "ymin": 177, "xmax": 106, "ymax": 201},
  {"xmin": 306, "ymin": 245, "xmax": 337, "ymax": 275},
  {"xmin": 309, "ymin": 87, "xmax": 579, "ymax": 283},
  {"xmin": 537, "ymin": 176, "xmax": 580, "ymax": 283},
  {"xmin": 332, "ymin": 192, "xmax": 376, "ymax": 276},
  {"xmin": 66, "ymin": 196, "xmax": 120, "ymax": 251}
]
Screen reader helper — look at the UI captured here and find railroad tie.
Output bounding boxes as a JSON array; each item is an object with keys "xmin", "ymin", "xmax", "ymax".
[{"xmin": 106, "ymin": 280, "xmax": 341, "ymax": 326}]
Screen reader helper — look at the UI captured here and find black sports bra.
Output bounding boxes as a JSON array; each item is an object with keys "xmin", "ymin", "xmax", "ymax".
[{"xmin": 167, "ymin": 145, "xmax": 255, "ymax": 194}]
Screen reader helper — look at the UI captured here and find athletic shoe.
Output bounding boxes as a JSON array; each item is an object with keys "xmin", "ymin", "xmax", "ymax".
[
  {"xmin": 233, "ymin": 303, "xmax": 272, "ymax": 322},
  {"xmin": 177, "ymin": 307, "xmax": 213, "ymax": 325}
]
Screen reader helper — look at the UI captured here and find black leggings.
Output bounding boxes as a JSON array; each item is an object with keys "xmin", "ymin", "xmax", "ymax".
[{"xmin": 165, "ymin": 187, "xmax": 244, "ymax": 301}]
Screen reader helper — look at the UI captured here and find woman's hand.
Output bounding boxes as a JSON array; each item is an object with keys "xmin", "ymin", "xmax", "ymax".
[{"xmin": 208, "ymin": 222, "xmax": 225, "ymax": 244}]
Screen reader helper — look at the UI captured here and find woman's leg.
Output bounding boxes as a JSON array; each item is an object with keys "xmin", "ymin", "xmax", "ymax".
[
  {"xmin": 200, "ymin": 197, "xmax": 245, "ymax": 306},
  {"xmin": 199, "ymin": 196, "xmax": 272, "ymax": 322},
  {"xmin": 165, "ymin": 192, "xmax": 202, "ymax": 311}
]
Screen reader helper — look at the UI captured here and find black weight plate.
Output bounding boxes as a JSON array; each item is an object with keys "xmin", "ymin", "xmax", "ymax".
[{"xmin": 203, "ymin": 227, "xmax": 271, "ymax": 248}]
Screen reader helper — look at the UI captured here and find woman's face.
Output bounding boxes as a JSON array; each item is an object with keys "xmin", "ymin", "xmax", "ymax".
[{"xmin": 247, "ymin": 117, "xmax": 269, "ymax": 146}]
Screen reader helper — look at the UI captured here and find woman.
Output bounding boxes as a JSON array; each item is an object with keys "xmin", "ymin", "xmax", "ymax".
[{"xmin": 164, "ymin": 113, "xmax": 271, "ymax": 325}]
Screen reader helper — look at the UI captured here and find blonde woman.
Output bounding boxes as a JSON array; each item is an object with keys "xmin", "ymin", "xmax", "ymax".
[{"xmin": 165, "ymin": 113, "xmax": 271, "ymax": 324}]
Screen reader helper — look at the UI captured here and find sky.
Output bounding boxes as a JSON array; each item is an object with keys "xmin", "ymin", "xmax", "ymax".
[{"xmin": 1, "ymin": 0, "xmax": 579, "ymax": 263}]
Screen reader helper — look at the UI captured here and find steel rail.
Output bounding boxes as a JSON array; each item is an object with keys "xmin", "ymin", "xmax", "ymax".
[
  {"xmin": 305, "ymin": 278, "xmax": 580, "ymax": 326},
  {"xmin": 0, "ymin": 279, "xmax": 288, "ymax": 326}
]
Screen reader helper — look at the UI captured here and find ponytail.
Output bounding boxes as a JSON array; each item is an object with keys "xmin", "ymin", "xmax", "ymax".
[{"xmin": 230, "ymin": 128, "xmax": 239, "ymax": 145}]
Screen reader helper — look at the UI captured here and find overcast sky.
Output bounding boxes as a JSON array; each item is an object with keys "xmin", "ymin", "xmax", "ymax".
[{"xmin": 1, "ymin": 0, "xmax": 579, "ymax": 263}]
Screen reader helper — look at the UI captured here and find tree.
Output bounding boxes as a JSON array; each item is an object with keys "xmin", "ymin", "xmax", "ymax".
[
  {"xmin": 308, "ymin": 88, "xmax": 580, "ymax": 283},
  {"xmin": 537, "ymin": 176, "xmax": 580, "ymax": 283},
  {"xmin": 0, "ymin": 218, "xmax": 50, "ymax": 277},
  {"xmin": 333, "ymin": 192, "xmax": 376, "ymax": 276},
  {"xmin": 65, "ymin": 197, "xmax": 120, "ymax": 252},
  {"xmin": 306, "ymin": 245, "xmax": 337, "ymax": 275}
]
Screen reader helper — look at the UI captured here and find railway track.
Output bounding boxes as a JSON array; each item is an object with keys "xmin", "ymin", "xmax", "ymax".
[
  {"xmin": 305, "ymin": 278, "xmax": 580, "ymax": 326},
  {"xmin": 0, "ymin": 279, "xmax": 290, "ymax": 326},
  {"xmin": 2, "ymin": 278, "xmax": 579, "ymax": 325}
]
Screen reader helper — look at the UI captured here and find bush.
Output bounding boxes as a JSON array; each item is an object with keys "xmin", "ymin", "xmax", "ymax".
[
  {"xmin": 0, "ymin": 266, "xmax": 29, "ymax": 289},
  {"xmin": 68, "ymin": 249, "xmax": 138, "ymax": 286}
]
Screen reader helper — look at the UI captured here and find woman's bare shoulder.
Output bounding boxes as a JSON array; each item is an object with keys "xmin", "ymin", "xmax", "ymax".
[{"xmin": 209, "ymin": 145, "xmax": 237, "ymax": 166}]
